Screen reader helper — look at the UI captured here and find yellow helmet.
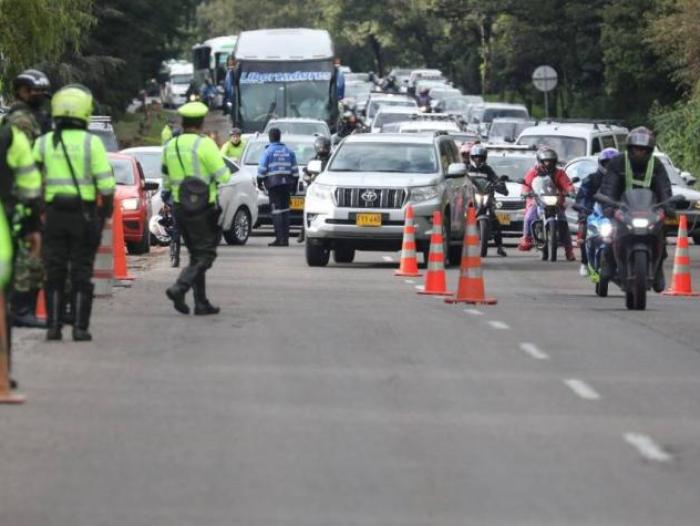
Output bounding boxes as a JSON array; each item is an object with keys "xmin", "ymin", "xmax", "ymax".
[
  {"xmin": 178, "ymin": 101, "xmax": 209, "ymax": 119},
  {"xmin": 51, "ymin": 84, "xmax": 93, "ymax": 123}
]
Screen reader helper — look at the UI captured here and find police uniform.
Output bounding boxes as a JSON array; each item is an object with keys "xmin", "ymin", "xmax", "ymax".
[
  {"xmin": 33, "ymin": 85, "xmax": 115, "ymax": 341},
  {"xmin": 162, "ymin": 102, "xmax": 231, "ymax": 315},
  {"xmin": 220, "ymin": 136, "xmax": 246, "ymax": 162},
  {"xmin": 258, "ymin": 141, "xmax": 298, "ymax": 246}
]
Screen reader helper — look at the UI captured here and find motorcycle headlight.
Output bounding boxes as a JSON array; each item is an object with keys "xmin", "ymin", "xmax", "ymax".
[
  {"xmin": 600, "ymin": 222, "xmax": 613, "ymax": 238},
  {"xmin": 542, "ymin": 195, "xmax": 558, "ymax": 206},
  {"xmin": 121, "ymin": 198, "xmax": 140, "ymax": 211},
  {"xmin": 410, "ymin": 185, "xmax": 440, "ymax": 203},
  {"xmin": 632, "ymin": 218, "xmax": 650, "ymax": 228},
  {"xmin": 307, "ymin": 183, "xmax": 334, "ymax": 202},
  {"xmin": 473, "ymin": 193, "xmax": 490, "ymax": 206}
]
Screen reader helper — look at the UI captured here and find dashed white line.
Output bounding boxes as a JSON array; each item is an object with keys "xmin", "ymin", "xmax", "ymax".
[
  {"xmin": 382, "ymin": 256, "xmax": 395, "ymax": 262},
  {"xmin": 624, "ymin": 433, "xmax": 673, "ymax": 462},
  {"xmin": 464, "ymin": 309, "xmax": 484, "ymax": 316},
  {"xmin": 519, "ymin": 342, "xmax": 550, "ymax": 360},
  {"xmin": 488, "ymin": 320, "xmax": 510, "ymax": 330},
  {"xmin": 564, "ymin": 378, "xmax": 601, "ymax": 400},
  {"xmin": 404, "ymin": 280, "xmax": 415, "ymax": 284},
  {"xmin": 415, "ymin": 285, "xmax": 423, "ymax": 290}
]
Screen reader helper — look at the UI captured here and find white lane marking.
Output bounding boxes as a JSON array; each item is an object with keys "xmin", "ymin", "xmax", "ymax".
[
  {"xmin": 415, "ymin": 285, "xmax": 424, "ymax": 290},
  {"xmin": 382, "ymin": 256, "xmax": 395, "ymax": 262},
  {"xmin": 564, "ymin": 378, "xmax": 601, "ymax": 400},
  {"xmin": 464, "ymin": 309, "xmax": 484, "ymax": 316},
  {"xmin": 405, "ymin": 280, "xmax": 415, "ymax": 284},
  {"xmin": 624, "ymin": 433, "xmax": 673, "ymax": 462},
  {"xmin": 520, "ymin": 342, "xmax": 550, "ymax": 360},
  {"xmin": 488, "ymin": 320, "xmax": 510, "ymax": 330}
]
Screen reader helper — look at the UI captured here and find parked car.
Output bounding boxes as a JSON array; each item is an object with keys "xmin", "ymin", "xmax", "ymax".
[
  {"xmin": 89, "ymin": 116, "xmax": 119, "ymax": 152},
  {"xmin": 119, "ymin": 146, "xmax": 165, "ymax": 218},
  {"xmin": 263, "ymin": 118, "xmax": 331, "ymax": 138},
  {"xmin": 487, "ymin": 118, "xmax": 536, "ymax": 144},
  {"xmin": 218, "ymin": 158, "xmax": 260, "ymax": 245},
  {"xmin": 108, "ymin": 153, "xmax": 158, "ymax": 254},
  {"xmin": 304, "ymin": 132, "xmax": 472, "ymax": 266},
  {"xmin": 517, "ymin": 121, "xmax": 629, "ymax": 163}
]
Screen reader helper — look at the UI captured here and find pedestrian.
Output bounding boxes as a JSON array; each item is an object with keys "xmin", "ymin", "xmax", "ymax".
[
  {"xmin": 257, "ymin": 128, "xmax": 298, "ymax": 247},
  {"xmin": 0, "ymin": 112, "xmax": 42, "ymax": 386},
  {"xmin": 220, "ymin": 128, "xmax": 246, "ymax": 162},
  {"xmin": 162, "ymin": 101, "xmax": 231, "ymax": 315},
  {"xmin": 33, "ymin": 84, "xmax": 116, "ymax": 342}
]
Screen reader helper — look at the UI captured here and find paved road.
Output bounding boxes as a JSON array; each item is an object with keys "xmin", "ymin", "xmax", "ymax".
[{"xmin": 1, "ymin": 235, "xmax": 700, "ymax": 525}]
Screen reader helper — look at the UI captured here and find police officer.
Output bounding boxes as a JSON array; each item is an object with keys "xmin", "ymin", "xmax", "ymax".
[
  {"xmin": 220, "ymin": 127, "xmax": 246, "ymax": 162},
  {"xmin": 33, "ymin": 84, "xmax": 116, "ymax": 341},
  {"xmin": 4, "ymin": 70, "xmax": 52, "ymax": 328},
  {"xmin": 297, "ymin": 136, "xmax": 331, "ymax": 243},
  {"xmin": 0, "ymin": 116, "xmax": 42, "ymax": 385},
  {"xmin": 162, "ymin": 102, "xmax": 231, "ymax": 315},
  {"xmin": 258, "ymin": 128, "xmax": 298, "ymax": 247}
]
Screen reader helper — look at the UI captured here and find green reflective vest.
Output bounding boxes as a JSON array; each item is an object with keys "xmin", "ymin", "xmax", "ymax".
[
  {"xmin": 0, "ymin": 124, "xmax": 42, "ymax": 204},
  {"xmin": 161, "ymin": 124, "xmax": 173, "ymax": 145},
  {"xmin": 0, "ymin": 201, "xmax": 12, "ymax": 288},
  {"xmin": 624, "ymin": 152, "xmax": 654, "ymax": 191},
  {"xmin": 162, "ymin": 133, "xmax": 231, "ymax": 203},
  {"xmin": 220, "ymin": 138, "xmax": 246, "ymax": 162},
  {"xmin": 33, "ymin": 130, "xmax": 115, "ymax": 203}
]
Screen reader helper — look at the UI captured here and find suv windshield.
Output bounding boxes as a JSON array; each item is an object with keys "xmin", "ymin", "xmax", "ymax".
[
  {"xmin": 518, "ymin": 135, "xmax": 587, "ymax": 161},
  {"xmin": 368, "ymin": 99, "xmax": 416, "ymax": 119},
  {"xmin": 373, "ymin": 111, "xmax": 417, "ymax": 129},
  {"xmin": 329, "ymin": 143, "xmax": 437, "ymax": 174},
  {"xmin": 243, "ymin": 140, "xmax": 317, "ymax": 166},
  {"xmin": 109, "ymin": 159, "xmax": 135, "ymax": 185},
  {"xmin": 488, "ymin": 155, "xmax": 537, "ymax": 181},
  {"xmin": 482, "ymin": 108, "xmax": 528, "ymax": 122}
]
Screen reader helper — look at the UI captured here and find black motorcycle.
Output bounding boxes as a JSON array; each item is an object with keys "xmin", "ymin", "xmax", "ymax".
[
  {"xmin": 525, "ymin": 174, "xmax": 570, "ymax": 262},
  {"xmin": 595, "ymin": 189, "xmax": 683, "ymax": 310},
  {"xmin": 468, "ymin": 173, "xmax": 508, "ymax": 257}
]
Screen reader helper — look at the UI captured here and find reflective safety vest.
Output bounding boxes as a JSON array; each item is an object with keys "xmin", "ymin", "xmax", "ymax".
[
  {"xmin": 220, "ymin": 138, "xmax": 246, "ymax": 162},
  {"xmin": 0, "ymin": 200, "xmax": 12, "ymax": 288},
  {"xmin": 161, "ymin": 133, "xmax": 231, "ymax": 204},
  {"xmin": 161, "ymin": 124, "xmax": 173, "ymax": 145},
  {"xmin": 33, "ymin": 129, "xmax": 115, "ymax": 203},
  {"xmin": 624, "ymin": 152, "xmax": 654, "ymax": 191},
  {"xmin": 0, "ymin": 123, "xmax": 42, "ymax": 211}
]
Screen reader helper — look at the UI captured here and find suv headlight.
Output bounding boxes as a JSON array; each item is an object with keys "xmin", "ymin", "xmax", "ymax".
[
  {"xmin": 307, "ymin": 183, "xmax": 334, "ymax": 202},
  {"xmin": 121, "ymin": 198, "xmax": 140, "ymax": 211},
  {"xmin": 409, "ymin": 185, "xmax": 440, "ymax": 203}
]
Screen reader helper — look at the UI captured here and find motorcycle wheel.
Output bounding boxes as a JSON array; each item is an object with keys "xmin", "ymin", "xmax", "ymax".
[
  {"xmin": 548, "ymin": 222, "xmax": 558, "ymax": 262},
  {"xmin": 628, "ymin": 252, "xmax": 648, "ymax": 310},
  {"xmin": 595, "ymin": 279, "xmax": 609, "ymax": 297},
  {"xmin": 479, "ymin": 218, "xmax": 489, "ymax": 258}
]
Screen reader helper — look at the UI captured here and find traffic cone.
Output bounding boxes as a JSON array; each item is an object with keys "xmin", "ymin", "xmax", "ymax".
[
  {"xmin": 663, "ymin": 214, "xmax": 699, "ymax": 297},
  {"xmin": 445, "ymin": 206, "xmax": 497, "ymax": 305},
  {"xmin": 0, "ymin": 294, "xmax": 26, "ymax": 404},
  {"xmin": 418, "ymin": 211, "xmax": 452, "ymax": 296},
  {"xmin": 112, "ymin": 197, "xmax": 134, "ymax": 281},
  {"xmin": 395, "ymin": 204, "xmax": 422, "ymax": 277},
  {"xmin": 35, "ymin": 289, "xmax": 46, "ymax": 321}
]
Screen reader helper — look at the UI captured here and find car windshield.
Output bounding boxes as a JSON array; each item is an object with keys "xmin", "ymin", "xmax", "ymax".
[
  {"xmin": 565, "ymin": 159, "xmax": 598, "ymax": 183},
  {"xmin": 373, "ymin": 112, "xmax": 418, "ymax": 129},
  {"xmin": 126, "ymin": 151, "xmax": 162, "ymax": 179},
  {"xmin": 368, "ymin": 99, "xmax": 416, "ymax": 119},
  {"xmin": 243, "ymin": 140, "xmax": 317, "ymax": 166},
  {"xmin": 171, "ymin": 74, "xmax": 192, "ymax": 85},
  {"xmin": 518, "ymin": 135, "xmax": 587, "ymax": 161},
  {"xmin": 329, "ymin": 143, "xmax": 438, "ymax": 174},
  {"xmin": 483, "ymin": 108, "xmax": 529, "ymax": 122},
  {"xmin": 91, "ymin": 129, "xmax": 119, "ymax": 152},
  {"xmin": 489, "ymin": 122, "xmax": 532, "ymax": 142},
  {"xmin": 266, "ymin": 122, "xmax": 329, "ymax": 137},
  {"xmin": 109, "ymin": 159, "xmax": 135, "ymax": 185},
  {"xmin": 488, "ymin": 155, "xmax": 537, "ymax": 181}
]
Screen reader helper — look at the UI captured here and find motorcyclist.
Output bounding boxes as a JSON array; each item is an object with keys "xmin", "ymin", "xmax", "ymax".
[
  {"xmin": 416, "ymin": 88, "xmax": 432, "ymax": 110},
  {"xmin": 6, "ymin": 69, "xmax": 52, "ymax": 140},
  {"xmin": 467, "ymin": 144, "xmax": 508, "ymax": 257},
  {"xmin": 337, "ymin": 110, "xmax": 361, "ymax": 139},
  {"xmin": 599, "ymin": 126, "xmax": 673, "ymax": 291},
  {"xmin": 297, "ymin": 136, "xmax": 332, "ymax": 243},
  {"xmin": 381, "ymin": 75, "xmax": 399, "ymax": 94},
  {"xmin": 574, "ymin": 147, "xmax": 619, "ymax": 275},
  {"xmin": 518, "ymin": 147, "xmax": 576, "ymax": 261}
]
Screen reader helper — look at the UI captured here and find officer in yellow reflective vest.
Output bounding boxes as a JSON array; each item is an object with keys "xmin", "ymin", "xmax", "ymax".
[
  {"xmin": 162, "ymin": 102, "xmax": 231, "ymax": 315},
  {"xmin": 33, "ymin": 85, "xmax": 116, "ymax": 342}
]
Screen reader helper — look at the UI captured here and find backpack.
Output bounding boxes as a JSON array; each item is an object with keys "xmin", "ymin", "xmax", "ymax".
[{"xmin": 174, "ymin": 137, "xmax": 209, "ymax": 215}]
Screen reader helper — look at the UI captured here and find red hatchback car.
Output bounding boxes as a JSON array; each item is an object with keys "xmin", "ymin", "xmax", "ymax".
[{"xmin": 108, "ymin": 153, "xmax": 158, "ymax": 254}]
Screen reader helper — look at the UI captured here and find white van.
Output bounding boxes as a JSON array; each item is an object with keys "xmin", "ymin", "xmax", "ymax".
[
  {"xmin": 163, "ymin": 62, "xmax": 194, "ymax": 108},
  {"xmin": 516, "ymin": 121, "xmax": 628, "ymax": 163}
]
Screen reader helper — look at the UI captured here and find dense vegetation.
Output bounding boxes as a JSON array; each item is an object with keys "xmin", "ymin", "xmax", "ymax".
[{"xmin": 2, "ymin": 0, "xmax": 700, "ymax": 173}]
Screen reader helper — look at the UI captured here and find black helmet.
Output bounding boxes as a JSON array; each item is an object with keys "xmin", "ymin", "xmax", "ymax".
[
  {"xmin": 626, "ymin": 126, "xmax": 656, "ymax": 151},
  {"xmin": 13, "ymin": 69, "xmax": 51, "ymax": 94},
  {"xmin": 314, "ymin": 136, "xmax": 331, "ymax": 156}
]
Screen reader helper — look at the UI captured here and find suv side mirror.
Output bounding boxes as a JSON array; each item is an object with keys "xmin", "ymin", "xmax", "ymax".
[
  {"xmin": 681, "ymin": 171, "xmax": 696, "ymax": 186},
  {"xmin": 306, "ymin": 159, "xmax": 323, "ymax": 175},
  {"xmin": 447, "ymin": 162, "xmax": 467, "ymax": 178},
  {"xmin": 144, "ymin": 181, "xmax": 159, "ymax": 192}
]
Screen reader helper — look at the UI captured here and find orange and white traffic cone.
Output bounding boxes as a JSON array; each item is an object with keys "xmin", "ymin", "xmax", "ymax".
[
  {"xmin": 0, "ymin": 294, "xmax": 25, "ymax": 404},
  {"xmin": 395, "ymin": 204, "xmax": 422, "ymax": 277},
  {"xmin": 445, "ymin": 206, "xmax": 497, "ymax": 305},
  {"xmin": 663, "ymin": 214, "xmax": 699, "ymax": 297},
  {"xmin": 418, "ymin": 211, "xmax": 452, "ymax": 296},
  {"xmin": 35, "ymin": 289, "xmax": 46, "ymax": 322}
]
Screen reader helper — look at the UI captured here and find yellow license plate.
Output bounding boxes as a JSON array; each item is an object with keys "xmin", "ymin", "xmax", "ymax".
[
  {"xmin": 356, "ymin": 213, "xmax": 382, "ymax": 227},
  {"xmin": 496, "ymin": 212, "xmax": 511, "ymax": 225},
  {"xmin": 290, "ymin": 197, "xmax": 305, "ymax": 211},
  {"xmin": 664, "ymin": 217, "xmax": 679, "ymax": 226}
]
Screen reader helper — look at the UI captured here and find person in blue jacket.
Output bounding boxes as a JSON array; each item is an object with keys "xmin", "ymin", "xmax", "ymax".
[
  {"xmin": 335, "ymin": 58, "xmax": 345, "ymax": 100},
  {"xmin": 258, "ymin": 128, "xmax": 298, "ymax": 246}
]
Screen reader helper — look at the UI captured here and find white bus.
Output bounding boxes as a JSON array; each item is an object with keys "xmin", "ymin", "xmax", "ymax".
[{"xmin": 192, "ymin": 35, "xmax": 237, "ymax": 88}]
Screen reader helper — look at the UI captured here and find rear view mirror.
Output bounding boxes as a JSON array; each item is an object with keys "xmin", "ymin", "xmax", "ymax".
[
  {"xmin": 571, "ymin": 176, "xmax": 581, "ymax": 184},
  {"xmin": 306, "ymin": 159, "xmax": 323, "ymax": 175},
  {"xmin": 447, "ymin": 162, "xmax": 467, "ymax": 178},
  {"xmin": 144, "ymin": 181, "xmax": 159, "ymax": 192},
  {"xmin": 594, "ymin": 192, "xmax": 620, "ymax": 208},
  {"xmin": 500, "ymin": 175, "xmax": 510, "ymax": 182},
  {"xmin": 681, "ymin": 171, "xmax": 696, "ymax": 186}
]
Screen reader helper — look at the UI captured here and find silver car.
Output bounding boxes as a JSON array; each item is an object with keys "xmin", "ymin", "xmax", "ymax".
[{"xmin": 304, "ymin": 133, "xmax": 472, "ymax": 266}]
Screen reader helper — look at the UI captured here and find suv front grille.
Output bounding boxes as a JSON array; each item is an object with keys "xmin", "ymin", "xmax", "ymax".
[
  {"xmin": 334, "ymin": 187, "xmax": 406, "ymax": 209},
  {"xmin": 497, "ymin": 199, "xmax": 526, "ymax": 211}
]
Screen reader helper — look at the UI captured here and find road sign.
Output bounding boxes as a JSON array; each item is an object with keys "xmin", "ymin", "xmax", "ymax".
[{"xmin": 532, "ymin": 65, "xmax": 558, "ymax": 92}]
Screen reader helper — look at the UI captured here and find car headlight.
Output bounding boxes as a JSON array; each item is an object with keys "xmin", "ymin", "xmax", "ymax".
[
  {"xmin": 632, "ymin": 218, "xmax": 650, "ymax": 228},
  {"xmin": 307, "ymin": 183, "xmax": 334, "ymax": 202},
  {"xmin": 121, "ymin": 198, "xmax": 140, "ymax": 211},
  {"xmin": 600, "ymin": 222, "xmax": 613, "ymax": 238},
  {"xmin": 542, "ymin": 195, "xmax": 558, "ymax": 206},
  {"xmin": 409, "ymin": 185, "xmax": 440, "ymax": 203}
]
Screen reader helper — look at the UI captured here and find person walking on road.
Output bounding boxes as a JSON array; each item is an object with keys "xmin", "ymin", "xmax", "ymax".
[
  {"xmin": 220, "ymin": 128, "xmax": 246, "ymax": 162},
  {"xmin": 258, "ymin": 128, "xmax": 298, "ymax": 247},
  {"xmin": 33, "ymin": 84, "xmax": 115, "ymax": 342},
  {"xmin": 162, "ymin": 102, "xmax": 231, "ymax": 316}
]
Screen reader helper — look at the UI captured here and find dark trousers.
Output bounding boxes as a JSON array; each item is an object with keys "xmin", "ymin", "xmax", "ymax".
[
  {"xmin": 268, "ymin": 185, "xmax": 290, "ymax": 243},
  {"xmin": 174, "ymin": 206, "xmax": 219, "ymax": 291}
]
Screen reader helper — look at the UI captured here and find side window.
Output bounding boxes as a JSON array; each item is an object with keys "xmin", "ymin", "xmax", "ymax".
[
  {"xmin": 601, "ymin": 134, "xmax": 616, "ymax": 149},
  {"xmin": 616, "ymin": 134, "xmax": 627, "ymax": 149},
  {"xmin": 591, "ymin": 137, "xmax": 602, "ymax": 155}
]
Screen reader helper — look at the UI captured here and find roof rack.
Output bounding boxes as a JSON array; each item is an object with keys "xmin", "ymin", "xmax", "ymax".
[
  {"xmin": 484, "ymin": 144, "xmax": 537, "ymax": 151},
  {"xmin": 533, "ymin": 118, "xmax": 626, "ymax": 130}
]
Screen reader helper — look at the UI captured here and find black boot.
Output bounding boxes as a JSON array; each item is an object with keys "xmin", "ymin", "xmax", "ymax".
[
  {"xmin": 269, "ymin": 213, "xmax": 282, "ymax": 246},
  {"xmin": 496, "ymin": 246, "xmax": 507, "ymax": 257},
  {"xmin": 297, "ymin": 226, "xmax": 305, "ymax": 243},
  {"xmin": 72, "ymin": 284, "xmax": 94, "ymax": 341},
  {"xmin": 280, "ymin": 212, "xmax": 290, "ymax": 246},
  {"xmin": 13, "ymin": 290, "xmax": 47, "ymax": 329},
  {"xmin": 45, "ymin": 286, "xmax": 63, "ymax": 341},
  {"xmin": 653, "ymin": 266, "xmax": 666, "ymax": 293},
  {"xmin": 193, "ymin": 274, "xmax": 220, "ymax": 315},
  {"xmin": 166, "ymin": 281, "xmax": 190, "ymax": 314}
]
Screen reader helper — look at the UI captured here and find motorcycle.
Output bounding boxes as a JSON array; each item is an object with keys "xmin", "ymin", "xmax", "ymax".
[
  {"xmin": 526, "ymin": 174, "xmax": 570, "ymax": 262},
  {"xmin": 580, "ymin": 205, "xmax": 614, "ymax": 297},
  {"xmin": 595, "ymin": 189, "xmax": 683, "ymax": 310},
  {"xmin": 468, "ymin": 173, "xmax": 508, "ymax": 257}
]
